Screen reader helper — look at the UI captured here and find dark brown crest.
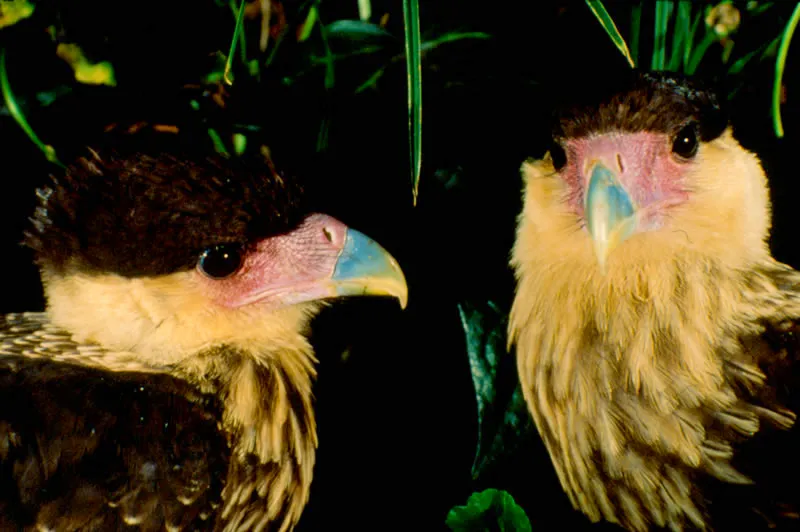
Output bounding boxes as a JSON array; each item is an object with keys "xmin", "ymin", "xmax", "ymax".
[{"xmin": 24, "ymin": 147, "xmax": 308, "ymax": 277}]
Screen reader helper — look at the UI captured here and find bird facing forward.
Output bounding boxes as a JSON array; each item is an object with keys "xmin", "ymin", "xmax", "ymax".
[
  {"xmin": 0, "ymin": 146, "xmax": 407, "ymax": 531},
  {"xmin": 509, "ymin": 70, "xmax": 800, "ymax": 530}
]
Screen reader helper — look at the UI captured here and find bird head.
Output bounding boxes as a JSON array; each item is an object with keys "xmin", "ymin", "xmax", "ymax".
[
  {"xmin": 515, "ymin": 70, "xmax": 772, "ymax": 277},
  {"xmin": 23, "ymin": 147, "xmax": 408, "ymax": 369}
]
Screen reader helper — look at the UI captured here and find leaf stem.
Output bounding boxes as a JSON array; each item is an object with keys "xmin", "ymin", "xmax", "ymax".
[
  {"xmin": 0, "ymin": 48, "xmax": 63, "ymax": 167},
  {"xmin": 773, "ymin": 2, "xmax": 800, "ymax": 138}
]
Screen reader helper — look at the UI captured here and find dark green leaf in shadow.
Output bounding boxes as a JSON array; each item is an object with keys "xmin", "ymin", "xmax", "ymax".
[
  {"xmin": 446, "ymin": 488, "xmax": 532, "ymax": 532},
  {"xmin": 402, "ymin": 0, "xmax": 422, "ymax": 205},
  {"xmin": 326, "ymin": 19, "xmax": 394, "ymax": 42},
  {"xmin": 630, "ymin": 2, "xmax": 642, "ymax": 68},
  {"xmin": 458, "ymin": 300, "xmax": 535, "ymax": 481}
]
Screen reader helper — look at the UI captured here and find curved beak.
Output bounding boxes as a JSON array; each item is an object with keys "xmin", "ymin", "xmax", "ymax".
[
  {"xmin": 330, "ymin": 228, "xmax": 408, "ymax": 309},
  {"xmin": 585, "ymin": 162, "xmax": 637, "ymax": 271}
]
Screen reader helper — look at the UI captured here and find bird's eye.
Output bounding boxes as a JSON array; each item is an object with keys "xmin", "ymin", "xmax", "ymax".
[
  {"xmin": 672, "ymin": 123, "xmax": 699, "ymax": 159},
  {"xmin": 549, "ymin": 140, "xmax": 568, "ymax": 171},
  {"xmin": 198, "ymin": 244, "xmax": 243, "ymax": 279}
]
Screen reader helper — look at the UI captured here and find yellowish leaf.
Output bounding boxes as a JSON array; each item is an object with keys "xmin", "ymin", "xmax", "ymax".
[
  {"xmin": 56, "ymin": 43, "xmax": 117, "ymax": 86},
  {"xmin": 0, "ymin": 0, "xmax": 34, "ymax": 29}
]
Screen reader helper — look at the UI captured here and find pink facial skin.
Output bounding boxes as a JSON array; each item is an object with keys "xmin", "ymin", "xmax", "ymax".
[
  {"xmin": 560, "ymin": 131, "xmax": 693, "ymax": 231},
  {"xmin": 197, "ymin": 213, "xmax": 349, "ymax": 309}
]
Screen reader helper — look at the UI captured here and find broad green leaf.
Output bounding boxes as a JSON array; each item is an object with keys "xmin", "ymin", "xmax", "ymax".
[
  {"xmin": 402, "ymin": 0, "xmax": 422, "ymax": 205},
  {"xmin": 326, "ymin": 19, "xmax": 393, "ymax": 41},
  {"xmin": 773, "ymin": 2, "xmax": 800, "ymax": 138},
  {"xmin": 0, "ymin": 48, "xmax": 63, "ymax": 166},
  {"xmin": 56, "ymin": 43, "xmax": 116, "ymax": 86},
  {"xmin": 585, "ymin": 0, "xmax": 635, "ymax": 68},
  {"xmin": 224, "ymin": 0, "xmax": 248, "ymax": 85},
  {"xmin": 0, "ymin": 0, "xmax": 33, "ymax": 29},
  {"xmin": 458, "ymin": 300, "xmax": 535, "ymax": 481},
  {"xmin": 446, "ymin": 488, "xmax": 532, "ymax": 532}
]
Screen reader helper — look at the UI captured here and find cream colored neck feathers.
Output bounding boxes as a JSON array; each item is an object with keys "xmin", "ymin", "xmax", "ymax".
[
  {"xmin": 39, "ymin": 266, "xmax": 321, "ymax": 529},
  {"xmin": 508, "ymin": 128, "xmax": 796, "ymax": 529}
]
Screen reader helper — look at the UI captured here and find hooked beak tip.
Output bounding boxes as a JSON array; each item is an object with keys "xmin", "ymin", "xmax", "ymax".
[{"xmin": 331, "ymin": 228, "xmax": 409, "ymax": 309}]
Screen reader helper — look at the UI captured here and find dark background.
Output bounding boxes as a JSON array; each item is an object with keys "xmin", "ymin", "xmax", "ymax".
[{"xmin": 1, "ymin": 1, "xmax": 799, "ymax": 530}]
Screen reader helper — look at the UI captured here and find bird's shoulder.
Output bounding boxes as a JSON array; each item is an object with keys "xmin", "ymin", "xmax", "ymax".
[
  {"xmin": 0, "ymin": 312, "xmax": 230, "ymax": 531},
  {"xmin": 706, "ymin": 262, "xmax": 800, "ymax": 529}
]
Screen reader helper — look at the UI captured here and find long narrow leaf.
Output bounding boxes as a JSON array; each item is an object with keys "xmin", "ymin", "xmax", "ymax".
[
  {"xmin": 402, "ymin": 0, "xmax": 422, "ymax": 205},
  {"xmin": 668, "ymin": 1, "xmax": 692, "ymax": 71},
  {"xmin": 316, "ymin": 8, "xmax": 335, "ymax": 90},
  {"xmin": 224, "ymin": 0, "xmax": 248, "ymax": 85},
  {"xmin": 651, "ymin": 0, "xmax": 673, "ymax": 71},
  {"xmin": 773, "ymin": 2, "xmax": 800, "ymax": 138},
  {"xmin": 585, "ymin": 0, "xmax": 635, "ymax": 68},
  {"xmin": 630, "ymin": 2, "xmax": 642, "ymax": 68},
  {"xmin": 686, "ymin": 30, "xmax": 716, "ymax": 75},
  {"xmin": 0, "ymin": 49, "xmax": 62, "ymax": 166}
]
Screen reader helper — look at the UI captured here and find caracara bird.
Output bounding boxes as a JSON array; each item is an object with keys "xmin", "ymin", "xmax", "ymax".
[
  {"xmin": 508, "ymin": 70, "xmax": 800, "ymax": 531},
  {"xmin": 0, "ymin": 145, "xmax": 407, "ymax": 531}
]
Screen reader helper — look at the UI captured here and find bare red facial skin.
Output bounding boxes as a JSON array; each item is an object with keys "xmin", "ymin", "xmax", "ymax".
[
  {"xmin": 560, "ymin": 131, "xmax": 692, "ymax": 231},
  {"xmin": 196, "ymin": 213, "xmax": 348, "ymax": 309}
]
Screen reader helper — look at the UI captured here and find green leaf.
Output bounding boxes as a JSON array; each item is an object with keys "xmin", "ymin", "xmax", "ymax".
[
  {"xmin": 207, "ymin": 128, "xmax": 229, "ymax": 157},
  {"xmin": 224, "ymin": 0, "xmax": 248, "ymax": 85},
  {"xmin": 0, "ymin": 0, "xmax": 34, "ymax": 29},
  {"xmin": 651, "ymin": 0, "xmax": 674, "ymax": 71},
  {"xmin": 357, "ymin": 0, "xmax": 371, "ymax": 21},
  {"xmin": 326, "ymin": 19, "xmax": 394, "ymax": 41},
  {"xmin": 402, "ymin": 0, "xmax": 422, "ymax": 205},
  {"xmin": 585, "ymin": 0, "xmax": 635, "ymax": 68},
  {"xmin": 630, "ymin": 1, "xmax": 642, "ymax": 68},
  {"xmin": 668, "ymin": 1, "xmax": 692, "ymax": 71},
  {"xmin": 0, "ymin": 48, "xmax": 63, "ymax": 167},
  {"xmin": 685, "ymin": 28, "xmax": 716, "ymax": 75},
  {"xmin": 56, "ymin": 43, "xmax": 116, "ymax": 86},
  {"xmin": 773, "ymin": 2, "xmax": 800, "ymax": 138},
  {"xmin": 422, "ymin": 31, "xmax": 491, "ymax": 50},
  {"xmin": 446, "ymin": 488, "xmax": 532, "ymax": 532},
  {"xmin": 298, "ymin": 5, "xmax": 319, "ymax": 42},
  {"xmin": 458, "ymin": 301, "xmax": 535, "ymax": 481},
  {"xmin": 317, "ymin": 8, "xmax": 335, "ymax": 90},
  {"xmin": 355, "ymin": 65, "xmax": 387, "ymax": 93},
  {"xmin": 233, "ymin": 133, "xmax": 247, "ymax": 155}
]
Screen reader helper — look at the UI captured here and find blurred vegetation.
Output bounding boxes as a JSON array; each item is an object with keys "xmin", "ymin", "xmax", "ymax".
[{"xmin": 2, "ymin": 1, "xmax": 800, "ymax": 530}]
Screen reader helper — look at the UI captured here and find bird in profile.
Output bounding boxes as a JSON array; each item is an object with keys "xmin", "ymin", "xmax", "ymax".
[
  {"xmin": 508, "ymin": 70, "xmax": 800, "ymax": 530},
  {"xmin": 0, "ymin": 144, "xmax": 407, "ymax": 531}
]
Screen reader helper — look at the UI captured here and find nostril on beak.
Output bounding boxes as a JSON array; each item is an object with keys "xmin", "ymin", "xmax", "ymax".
[
  {"xmin": 616, "ymin": 153, "xmax": 624, "ymax": 173},
  {"xmin": 322, "ymin": 227, "xmax": 334, "ymax": 243}
]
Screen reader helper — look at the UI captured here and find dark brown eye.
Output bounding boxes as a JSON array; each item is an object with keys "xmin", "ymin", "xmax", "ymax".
[
  {"xmin": 549, "ymin": 140, "xmax": 567, "ymax": 171},
  {"xmin": 672, "ymin": 123, "xmax": 699, "ymax": 159},
  {"xmin": 198, "ymin": 244, "xmax": 243, "ymax": 279}
]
